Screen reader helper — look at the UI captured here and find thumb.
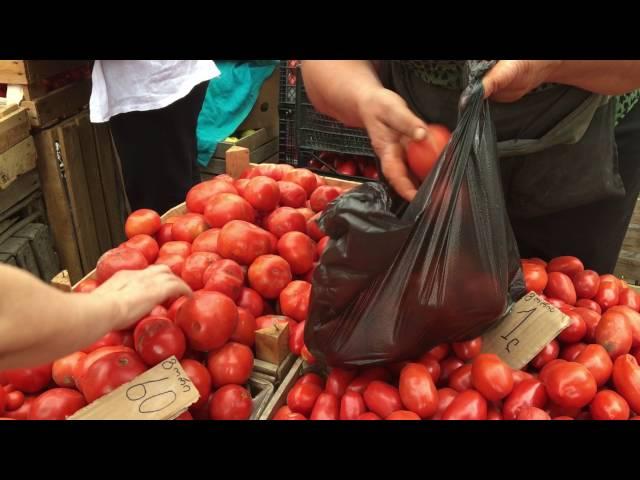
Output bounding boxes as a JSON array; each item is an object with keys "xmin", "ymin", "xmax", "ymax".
[{"xmin": 482, "ymin": 60, "xmax": 520, "ymax": 99}]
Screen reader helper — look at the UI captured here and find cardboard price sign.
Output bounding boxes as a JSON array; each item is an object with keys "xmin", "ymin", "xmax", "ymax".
[
  {"xmin": 481, "ymin": 292, "xmax": 571, "ymax": 370},
  {"xmin": 69, "ymin": 356, "xmax": 200, "ymax": 420}
]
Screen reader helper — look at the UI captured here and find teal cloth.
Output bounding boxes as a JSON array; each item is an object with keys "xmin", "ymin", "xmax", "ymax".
[{"xmin": 197, "ymin": 60, "xmax": 278, "ymax": 167}]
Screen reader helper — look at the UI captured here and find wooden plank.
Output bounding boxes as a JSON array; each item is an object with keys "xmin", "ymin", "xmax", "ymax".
[
  {"xmin": 213, "ymin": 128, "xmax": 272, "ymax": 158},
  {"xmin": 0, "ymin": 252, "xmax": 17, "ymax": 266},
  {"xmin": 51, "ymin": 269, "xmax": 71, "ymax": 292},
  {"xmin": 0, "ymin": 136, "xmax": 37, "ymax": 190},
  {"xmin": 0, "ymin": 107, "xmax": 30, "ymax": 154},
  {"xmin": 237, "ymin": 67, "xmax": 279, "ymax": 139},
  {"xmin": 0, "ymin": 236, "xmax": 40, "ymax": 277},
  {"xmin": 249, "ymin": 138, "xmax": 279, "ymax": 165},
  {"xmin": 0, "ymin": 170, "xmax": 39, "ymax": 219},
  {"xmin": 0, "ymin": 61, "xmax": 88, "ymax": 85},
  {"xmin": 22, "ymin": 79, "xmax": 91, "ymax": 129},
  {"xmin": 0, "ymin": 61, "xmax": 27, "ymax": 84},
  {"xmin": 14, "ymin": 223, "xmax": 60, "ymax": 281},
  {"xmin": 226, "ymin": 146, "xmax": 250, "ymax": 179}
]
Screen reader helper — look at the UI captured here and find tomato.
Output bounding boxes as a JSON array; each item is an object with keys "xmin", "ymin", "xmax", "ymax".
[
  {"xmin": 325, "ymin": 368, "xmax": 357, "ymax": 398},
  {"xmin": 573, "ymin": 307, "xmax": 601, "ymax": 342},
  {"xmin": 595, "ymin": 275, "xmax": 620, "ymax": 311},
  {"xmin": 81, "ymin": 351, "xmax": 147, "ymax": 403},
  {"xmin": 296, "ymin": 208, "xmax": 315, "ymax": 223},
  {"xmin": 228, "ymin": 307, "xmax": 256, "ymax": 348},
  {"xmin": 282, "ymin": 319, "xmax": 303, "ymax": 356},
  {"xmin": 191, "ymin": 228, "xmax": 220, "ymax": 255},
  {"xmin": 575, "ymin": 298, "xmax": 602, "ymax": 314},
  {"xmin": 4, "ymin": 364, "xmax": 52, "ymax": 394},
  {"xmin": 233, "ymin": 290, "xmax": 262, "ymax": 320},
  {"xmin": 339, "ymin": 391, "xmax": 367, "ymax": 420},
  {"xmin": 176, "ymin": 291, "xmax": 238, "ymax": 351},
  {"xmin": 172, "ymin": 215, "xmax": 209, "ymax": 244},
  {"xmin": 417, "ymin": 353, "xmax": 441, "ymax": 384},
  {"xmin": 335, "ymin": 157, "xmax": 357, "ymax": 176},
  {"xmin": 96, "ymin": 247, "xmax": 148, "ymax": 283},
  {"xmin": 383, "ymin": 410, "xmax": 419, "ymax": 420},
  {"xmin": 264, "ymin": 207, "xmax": 306, "ymax": 239},
  {"xmin": 28, "ymin": 388, "xmax": 86, "ymax": 420},
  {"xmin": 316, "ymin": 237, "xmax": 330, "ymax": 260},
  {"xmin": 277, "ymin": 181, "xmax": 307, "ymax": 208},
  {"xmin": 531, "ymin": 340, "xmax": 560, "ymax": 370},
  {"xmin": 287, "ymin": 381, "xmax": 322, "ymax": 416},
  {"xmin": 516, "ymin": 406, "xmax": 551, "ymax": 420},
  {"xmin": 612, "ymin": 354, "xmax": 640, "ymax": 414},
  {"xmin": 452, "ymin": 337, "xmax": 483, "ymax": 361},
  {"xmin": 202, "ymin": 259, "xmax": 244, "ymax": 301},
  {"xmin": 306, "ymin": 213, "xmax": 325, "ymax": 241},
  {"xmin": 5, "ymin": 390, "xmax": 24, "ymax": 412},
  {"xmin": 538, "ymin": 359, "xmax": 567, "ymax": 384},
  {"xmin": 209, "ymin": 384, "xmax": 252, "ymax": 420},
  {"xmin": 155, "ymin": 223, "xmax": 174, "ymax": 246},
  {"xmin": 512, "ymin": 370, "xmax": 534, "ymax": 387},
  {"xmin": 398, "ymin": 363, "xmax": 438, "ymax": 419},
  {"xmin": 81, "ymin": 331, "xmax": 126, "ymax": 354},
  {"xmin": 300, "ymin": 345, "xmax": 316, "ymax": 365},
  {"xmin": 278, "ymin": 281, "xmax": 312, "ymax": 323},
  {"xmin": 166, "ymin": 296, "xmax": 188, "ymax": 322},
  {"xmin": 180, "ymin": 359, "xmax": 211, "ymax": 409},
  {"xmin": 546, "ymin": 297, "xmax": 567, "ymax": 309},
  {"xmin": 618, "ymin": 289, "xmax": 640, "ymax": 312},
  {"xmin": 204, "ymin": 192, "xmax": 256, "ymax": 228},
  {"xmin": 357, "ymin": 412, "xmax": 382, "ymax": 420},
  {"xmin": 543, "ymin": 361, "xmax": 596, "ymax": 409},
  {"xmin": 74, "ymin": 346, "xmax": 134, "ymax": 390},
  {"xmin": 252, "ymin": 164, "xmax": 286, "ymax": 181},
  {"xmin": 283, "ymin": 169, "xmax": 318, "ymax": 196},
  {"xmin": 363, "ymin": 381, "xmax": 402, "ymax": 418},
  {"xmin": 547, "ymin": 256, "xmax": 584, "ymax": 279},
  {"xmin": 255, "ymin": 315, "xmax": 296, "ymax": 332},
  {"xmin": 0, "ymin": 387, "xmax": 5, "ymax": 415},
  {"xmin": 502, "ymin": 379, "xmax": 548, "ymax": 420},
  {"xmin": 217, "ymin": 220, "xmax": 274, "ymax": 265},
  {"xmin": 522, "ymin": 262, "xmax": 548, "ymax": 294},
  {"xmin": 248, "ymin": 254, "xmax": 292, "ymax": 299},
  {"xmin": 3, "ymin": 396, "xmax": 34, "ymax": 420},
  {"xmin": 572, "ymin": 270, "xmax": 600, "ymax": 300},
  {"xmin": 544, "ymin": 272, "xmax": 577, "ymax": 306},
  {"xmin": 206, "ymin": 342, "xmax": 254, "ymax": 387},
  {"xmin": 595, "ymin": 310, "xmax": 632, "ymax": 359},
  {"xmin": 52, "ymin": 352, "xmax": 86, "ymax": 388},
  {"xmin": 406, "ymin": 125, "xmax": 451, "ymax": 181},
  {"xmin": 159, "ymin": 240, "xmax": 191, "ymax": 258},
  {"xmin": 133, "ymin": 316, "xmax": 186, "ymax": 366},
  {"xmin": 561, "ymin": 343, "xmax": 587, "ymax": 362},
  {"xmin": 125, "ymin": 209, "xmax": 161, "ymax": 238},
  {"xmin": 606, "ymin": 305, "xmax": 640, "ymax": 348},
  {"xmin": 470, "ymin": 353, "xmax": 514, "ymax": 401},
  {"xmin": 590, "ymin": 390, "xmax": 630, "ymax": 420},
  {"xmin": 122, "ymin": 234, "xmax": 159, "ymax": 264},
  {"xmin": 310, "ymin": 392, "xmax": 339, "ymax": 420},
  {"xmin": 74, "ymin": 278, "xmax": 99, "ymax": 293},
  {"xmin": 181, "ymin": 252, "xmax": 219, "ymax": 291},
  {"xmin": 441, "ymin": 389, "xmax": 487, "ymax": 420},
  {"xmin": 448, "ymin": 364, "xmax": 472, "ymax": 392},
  {"xmin": 298, "ymin": 373, "xmax": 325, "ymax": 389},
  {"xmin": 558, "ymin": 309, "xmax": 587, "ymax": 344},
  {"xmin": 429, "ymin": 388, "xmax": 457, "ymax": 420},
  {"xmin": 524, "ymin": 258, "xmax": 547, "ymax": 268},
  {"xmin": 346, "ymin": 376, "xmax": 373, "ymax": 395},
  {"xmin": 273, "ymin": 406, "xmax": 307, "ymax": 420},
  {"xmin": 427, "ymin": 344, "xmax": 450, "ymax": 362},
  {"xmin": 277, "ymin": 231, "xmax": 315, "ymax": 275},
  {"xmin": 439, "ymin": 357, "xmax": 465, "ymax": 386},
  {"xmin": 186, "ymin": 180, "xmax": 237, "ymax": 214},
  {"xmin": 309, "ymin": 186, "xmax": 341, "ymax": 213},
  {"xmin": 242, "ymin": 176, "xmax": 280, "ymax": 211}
]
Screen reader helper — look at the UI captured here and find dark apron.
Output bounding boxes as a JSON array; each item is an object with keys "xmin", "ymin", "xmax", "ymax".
[{"xmin": 380, "ymin": 61, "xmax": 631, "ymax": 272}]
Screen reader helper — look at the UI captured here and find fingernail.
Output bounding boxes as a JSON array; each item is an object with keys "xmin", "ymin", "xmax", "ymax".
[{"xmin": 414, "ymin": 128, "xmax": 427, "ymax": 141}]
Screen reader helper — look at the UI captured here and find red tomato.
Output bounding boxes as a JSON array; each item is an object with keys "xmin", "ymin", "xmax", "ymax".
[
  {"xmin": 0, "ymin": 387, "xmax": 5, "ymax": 414},
  {"xmin": 235, "ymin": 288, "xmax": 263, "ymax": 318},
  {"xmin": 406, "ymin": 125, "xmax": 451, "ymax": 181},
  {"xmin": 186, "ymin": 180, "xmax": 237, "ymax": 214},
  {"xmin": 125, "ymin": 209, "xmax": 161, "ymax": 238},
  {"xmin": 441, "ymin": 389, "xmax": 487, "ymax": 420},
  {"xmin": 81, "ymin": 351, "xmax": 147, "ymax": 403},
  {"xmin": 590, "ymin": 390, "xmax": 630, "ymax": 420},
  {"xmin": 325, "ymin": 368, "xmax": 357, "ymax": 398},
  {"xmin": 3, "ymin": 396, "xmax": 34, "ymax": 420},
  {"xmin": 417, "ymin": 352, "xmax": 441, "ymax": 384},
  {"xmin": 543, "ymin": 361, "xmax": 596, "ymax": 409},
  {"xmin": 206, "ymin": 342, "xmax": 253, "ymax": 387},
  {"xmin": 618, "ymin": 288, "xmax": 640, "ymax": 312},
  {"xmin": 159, "ymin": 240, "xmax": 191, "ymax": 258},
  {"xmin": 544, "ymin": 272, "xmax": 577, "ymax": 306},
  {"xmin": 306, "ymin": 213, "xmax": 325, "ymax": 241},
  {"xmin": 277, "ymin": 181, "xmax": 307, "ymax": 208},
  {"xmin": 451, "ymin": 337, "xmax": 483, "ymax": 361},
  {"xmin": 203, "ymin": 193, "xmax": 256, "ymax": 228},
  {"xmin": 309, "ymin": 186, "xmax": 341, "ymax": 212},
  {"xmin": 279, "ymin": 280, "xmax": 312, "ymax": 322},
  {"xmin": 572, "ymin": 270, "xmax": 600, "ymax": 299},
  {"xmin": 167, "ymin": 296, "xmax": 189, "ymax": 322},
  {"xmin": 209, "ymin": 384, "xmax": 252, "ymax": 420},
  {"xmin": 471, "ymin": 353, "xmax": 514, "ymax": 402},
  {"xmin": 439, "ymin": 357, "xmax": 465, "ymax": 386},
  {"xmin": 181, "ymin": 359, "xmax": 211, "ymax": 409},
  {"xmin": 296, "ymin": 207, "xmax": 315, "ymax": 222},
  {"xmin": 248, "ymin": 254, "xmax": 292, "ymax": 299},
  {"xmin": 181, "ymin": 252, "xmax": 219, "ymax": 291},
  {"xmin": 448, "ymin": 364, "xmax": 473, "ymax": 392},
  {"xmin": 277, "ymin": 231, "xmax": 315, "ymax": 275},
  {"xmin": 52, "ymin": 351, "xmax": 86, "ymax": 388},
  {"xmin": 74, "ymin": 346, "xmax": 134, "ymax": 390},
  {"xmin": 172, "ymin": 215, "xmax": 209, "ymax": 244},
  {"xmin": 74, "ymin": 278, "xmax": 99, "ymax": 293},
  {"xmin": 431, "ymin": 388, "xmax": 458, "ymax": 420},
  {"xmin": 242, "ymin": 176, "xmax": 280, "ymax": 211},
  {"xmin": 558, "ymin": 309, "xmax": 587, "ymax": 344},
  {"xmin": 339, "ymin": 391, "xmax": 367, "ymax": 420},
  {"xmin": 595, "ymin": 310, "xmax": 632, "ymax": 359},
  {"xmin": 531, "ymin": 340, "xmax": 560, "ymax": 370},
  {"xmin": 230, "ymin": 308, "xmax": 256, "ymax": 347},
  {"xmin": 217, "ymin": 220, "xmax": 274, "ymax": 266},
  {"xmin": 428, "ymin": 343, "xmax": 450, "ymax": 361},
  {"xmin": 202, "ymin": 259, "xmax": 244, "ymax": 301},
  {"xmin": 357, "ymin": 412, "xmax": 382, "ymax": 420},
  {"xmin": 123, "ymin": 234, "xmax": 160, "ymax": 263},
  {"xmin": 28, "ymin": 388, "xmax": 86, "ymax": 420},
  {"xmin": 300, "ymin": 345, "xmax": 316, "ymax": 365},
  {"xmin": 273, "ymin": 406, "xmax": 306, "ymax": 420},
  {"xmin": 5, "ymin": 390, "xmax": 24, "ymax": 412},
  {"xmin": 561, "ymin": 343, "xmax": 587, "ymax": 362},
  {"xmin": 606, "ymin": 305, "xmax": 640, "ymax": 348},
  {"xmin": 511, "ymin": 369, "xmax": 534, "ymax": 387},
  {"xmin": 283, "ymin": 169, "xmax": 318, "ymax": 196},
  {"xmin": 385, "ymin": 410, "xmax": 420, "ymax": 420},
  {"xmin": 310, "ymin": 392, "xmax": 339, "ymax": 420},
  {"xmin": 4, "ymin": 364, "xmax": 52, "ymax": 394},
  {"xmin": 516, "ymin": 406, "xmax": 551, "ymax": 420},
  {"xmin": 346, "ymin": 376, "xmax": 373, "ymax": 395},
  {"xmin": 612, "ymin": 354, "xmax": 640, "ymax": 414},
  {"xmin": 82, "ymin": 331, "xmax": 125, "ymax": 354},
  {"xmin": 255, "ymin": 315, "xmax": 296, "ymax": 332},
  {"xmin": 154, "ymin": 254, "xmax": 185, "ymax": 279},
  {"xmin": 363, "ymin": 381, "xmax": 403, "ymax": 418},
  {"xmin": 316, "ymin": 237, "xmax": 330, "ymax": 259},
  {"xmin": 298, "ymin": 373, "xmax": 325, "ymax": 389},
  {"xmin": 522, "ymin": 262, "xmax": 548, "ymax": 294},
  {"xmin": 192, "ymin": 228, "xmax": 220, "ymax": 254},
  {"xmin": 155, "ymin": 224, "xmax": 173, "ymax": 247},
  {"xmin": 538, "ymin": 359, "xmax": 567, "ymax": 384},
  {"xmin": 595, "ymin": 275, "xmax": 620, "ymax": 311},
  {"xmin": 398, "ymin": 363, "xmax": 438, "ymax": 419},
  {"xmin": 502, "ymin": 379, "xmax": 548, "ymax": 420},
  {"xmin": 287, "ymin": 381, "xmax": 322, "ymax": 416},
  {"xmin": 573, "ymin": 307, "xmax": 601, "ymax": 342},
  {"xmin": 335, "ymin": 158, "xmax": 357, "ymax": 176},
  {"xmin": 575, "ymin": 299, "xmax": 602, "ymax": 314},
  {"xmin": 175, "ymin": 411, "xmax": 193, "ymax": 420},
  {"xmin": 525, "ymin": 258, "xmax": 547, "ymax": 268},
  {"xmin": 133, "ymin": 316, "xmax": 186, "ymax": 366},
  {"xmin": 547, "ymin": 256, "xmax": 584, "ymax": 279},
  {"xmin": 176, "ymin": 291, "xmax": 238, "ymax": 351},
  {"xmin": 96, "ymin": 248, "xmax": 148, "ymax": 283},
  {"xmin": 264, "ymin": 207, "xmax": 307, "ymax": 239},
  {"xmin": 546, "ymin": 297, "xmax": 567, "ymax": 309}
]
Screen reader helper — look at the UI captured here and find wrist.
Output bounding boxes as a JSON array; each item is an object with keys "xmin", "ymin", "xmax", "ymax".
[{"xmin": 543, "ymin": 60, "xmax": 568, "ymax": 84}]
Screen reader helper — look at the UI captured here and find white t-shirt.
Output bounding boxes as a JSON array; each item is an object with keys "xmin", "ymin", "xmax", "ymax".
[{"xmin": 89, "ymin": 60, "xmax": 220, "ymax": 123}]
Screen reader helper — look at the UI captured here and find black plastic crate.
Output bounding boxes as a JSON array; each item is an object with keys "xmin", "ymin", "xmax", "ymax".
[
  {"xmin": 278, "ymin": 106, "xmax": 299, "ymax": 166},
  {"xmin": 279, "ymin": 60, "xmax": 299, "ymax": 106}
]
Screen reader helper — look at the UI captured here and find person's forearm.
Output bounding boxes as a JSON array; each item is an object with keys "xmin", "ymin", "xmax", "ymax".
[
  {"xmin": 548, "ymin": 60, "xmax": 640, "ymax": 95},
  {"xmin": 0, "ymin": 265, "xmax": 117, "ymax": 370},
  {"xmin": 301, "ymin": 60, "xmax": 383, "ymax": 128}
]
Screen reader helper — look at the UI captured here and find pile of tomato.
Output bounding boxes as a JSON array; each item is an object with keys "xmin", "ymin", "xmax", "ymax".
[
  {"xmin": 273, "ymin": 256, "xmax": 640, "ymax": 420},
  {"xmin": 308, "ymin": 152, "xmax": 380, "ymax": 180},
  {"xmin": 0, "ymin": 164, "xmax": 342, "ymax": 420}
]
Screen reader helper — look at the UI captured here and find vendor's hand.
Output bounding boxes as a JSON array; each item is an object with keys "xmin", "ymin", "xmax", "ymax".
[
  {"xmin": 357, "ymin": 87, "xmax": 431, "ymax": 201},
  {"xmin": 482, "ymin": 60, "xmax": 562, "ymax": 102},
  {"xmin": 91, "ymin": 265, "xmax": 192, "ymax": 331}
]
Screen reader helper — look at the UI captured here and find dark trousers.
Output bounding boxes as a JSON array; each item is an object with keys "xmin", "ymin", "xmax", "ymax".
[{"xmin": 110, "ymin": 80, "xmax": 209, "ymax": 214}]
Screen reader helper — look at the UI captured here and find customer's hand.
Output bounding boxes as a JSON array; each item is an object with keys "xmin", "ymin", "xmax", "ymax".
[{"xmin": 482, "ymin": 60, "xmax": 562, "ymax": 102}]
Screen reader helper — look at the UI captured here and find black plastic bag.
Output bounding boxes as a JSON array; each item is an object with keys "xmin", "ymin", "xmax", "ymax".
[{"xmin": 305, "ymin": 61, "xmax": 526, "ymax": 368}]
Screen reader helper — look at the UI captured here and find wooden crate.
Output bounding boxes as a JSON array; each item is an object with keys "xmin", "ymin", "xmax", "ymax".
[
  {"xmin": 237, "ymin": 66, "xmax": 279, "ymax": 139},
  {"xmin": 0, "ymin": 104, "xmax": 31, "ymax": 154},
  {"xmin": 35, "ymin": 110, "xmax": 126, "ymax": 283},
  {"xmin": 0, "ymin": 61, "xmax": 89, "ymax": 86}
]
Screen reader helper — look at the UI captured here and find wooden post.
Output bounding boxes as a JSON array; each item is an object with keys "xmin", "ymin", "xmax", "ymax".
[{"xmin": 225, "ymin": 146, "xmax": 250, "ymax": 179}]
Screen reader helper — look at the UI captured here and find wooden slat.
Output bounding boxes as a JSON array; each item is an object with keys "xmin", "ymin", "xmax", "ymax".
[
  {"xmin": 0, "ymin": 169, "xmax": 39, "ymax": 219},
  {"xmin": 0, "ymin": 60, "xmax": 88, "ymax": 85},
  {"xmin": 0, "ymin": 61, "xmax": 27, "ymax": 84},
  {"xmin": 0, "ymin": 252, "xmax": 16, "ymax": 266},
  {"xmin": 14, "ymin": 223, "xmax": 59, "ymax": 281},
  {"xmin": 213, "ymin": 128, "xmax": 272, "ymax": 159},
  {"xmin": 0, "ymin": 136, "xmax": 37, "ymax": 190},
  {"xmin": 21, "ymin": 79, "xmax": 91, "ymax": 128},
  {"xmin": 0, "ymin": 107, "xmax": 30, "ymax": 154}
]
